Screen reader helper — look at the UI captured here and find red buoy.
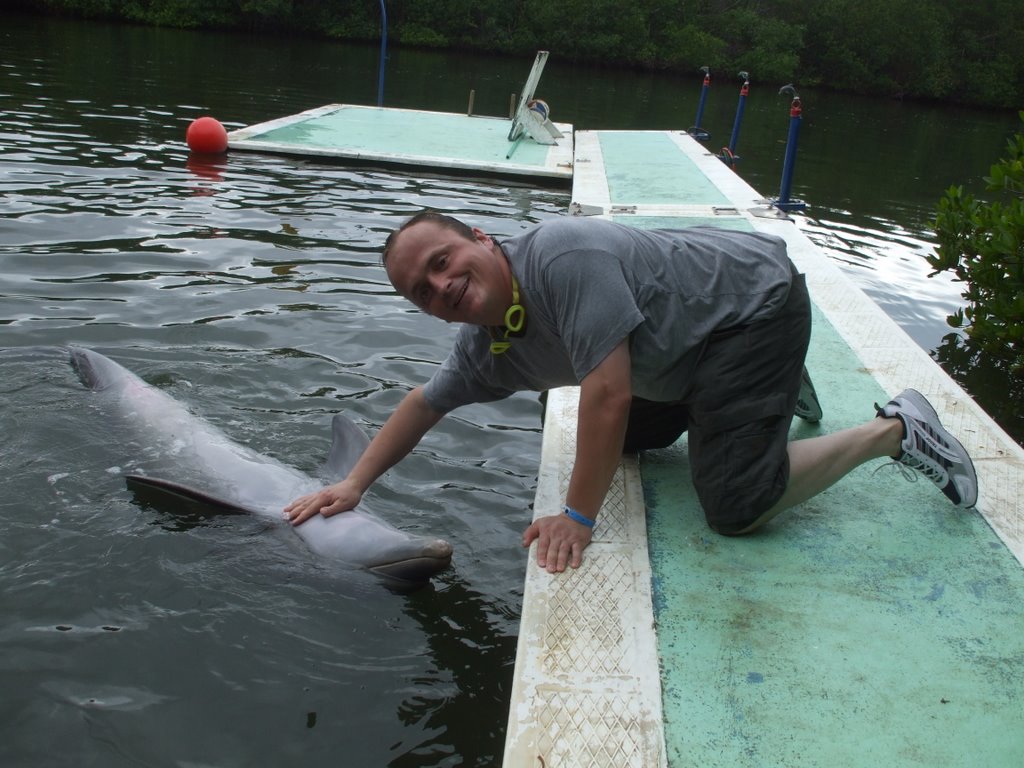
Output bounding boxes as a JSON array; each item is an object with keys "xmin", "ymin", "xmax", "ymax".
[{"xmin": 186, "ymin": 116, "xmax": 228, "ymax": 154}]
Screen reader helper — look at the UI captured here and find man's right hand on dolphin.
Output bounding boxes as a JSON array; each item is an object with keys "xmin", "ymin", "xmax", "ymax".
[
  {"xmin": 284, "ymin": 386, "xmax": 443, "ymax": 526},
  {"xmin": 284, "ymin": 479, "xmax": 363, "ymax": 525}
]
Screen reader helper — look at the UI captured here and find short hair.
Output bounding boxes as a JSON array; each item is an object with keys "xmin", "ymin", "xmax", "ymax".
[{"xmin": 382, "ymin": 211, "xmax": 476, "ymax": 266}]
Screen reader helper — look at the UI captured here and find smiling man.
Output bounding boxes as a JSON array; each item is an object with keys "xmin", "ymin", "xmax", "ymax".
[{"xmin": 285, "ymin": 212, "xmax": 978, "ymax": 573}]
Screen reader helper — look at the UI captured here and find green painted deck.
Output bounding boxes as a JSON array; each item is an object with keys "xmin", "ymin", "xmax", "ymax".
[
  {"xmin": 226, "ymin": 104, "xmax": 573, "ymax": 180},
  {"xmin": 645, "ymin": 300, "xmax": 1024, "ymax": 766},
  {"xmin": 598, "ymin": 131, "xmax": 731, "ymax": 205}
]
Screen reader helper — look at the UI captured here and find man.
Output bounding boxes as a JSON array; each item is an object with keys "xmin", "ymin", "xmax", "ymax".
[{"xmin": 285, "ymin": 213, "xmax": 978, "ymax": 573}]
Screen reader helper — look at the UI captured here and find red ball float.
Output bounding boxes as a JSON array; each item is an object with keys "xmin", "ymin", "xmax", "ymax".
[{"xmin": 186, "ymin": 116, "xmax": 228, "ymax": 154}]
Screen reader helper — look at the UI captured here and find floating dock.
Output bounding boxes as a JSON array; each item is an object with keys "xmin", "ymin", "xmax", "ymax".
[
  {"xmin": 227, "ymin": 52, "xmax": 573, "ymax": 181},
  {"xmin": 228, "ymin": 94, "xmax": 1024, "ymax": 765},
  {"xmin": 227, "ymin": 104, "xmax": 573, "ymax": 180},
  {"xmin": 503, "ymin": 130, "xmax": 1024, "ymax": 766}
]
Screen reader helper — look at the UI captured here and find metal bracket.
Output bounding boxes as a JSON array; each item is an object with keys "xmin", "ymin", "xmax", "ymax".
[
  {"xmin": 569, "ymin": 202, "xmax": 604, "ymax": 216},
  {"xmin": 748, "ymin": 205, "xmax": 793, "ymax": 221}
]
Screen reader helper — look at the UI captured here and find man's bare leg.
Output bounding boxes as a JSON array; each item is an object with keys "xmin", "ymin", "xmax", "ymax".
[{"xmin": 736, "ymin": 416, "xmax": 903, "ymax": 533}]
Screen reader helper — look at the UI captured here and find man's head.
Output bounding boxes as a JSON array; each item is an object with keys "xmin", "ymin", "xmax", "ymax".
[
  {"xmin": 382, "ymin": 212, "xmax": 475, "ymax": 266},
  {"xmin": 383, "ymin": 212, "xmax": 513, "ymax": 326}
]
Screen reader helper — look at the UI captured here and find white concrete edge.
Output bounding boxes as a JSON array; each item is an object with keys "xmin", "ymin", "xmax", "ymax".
[
  {"xmin": 226, "ymin": 103, "xmax": 344, "ymax": 140},
  {"xmin": 502, "ymin": 387, "xmax": 667, "ymax": 767},
  {"xmin": 226, "ymin": 138, "xmax": 573, "ymax": 179},
  {"xmin": 570, "ymin": 131, "xmax": 611, "ymax": 208}
]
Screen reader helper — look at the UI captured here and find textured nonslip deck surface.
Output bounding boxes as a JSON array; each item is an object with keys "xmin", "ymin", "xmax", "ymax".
[
  {"xmin": 503, "ymin": 387, "xmax": 666, "ymax": 767},
  {"xmin": 504, "ymin": 129, "xmax": 1024, "ymax": 766},
  {"xmin": 226, "ymin": 104, "xmax": 574, "ymax": 180}
]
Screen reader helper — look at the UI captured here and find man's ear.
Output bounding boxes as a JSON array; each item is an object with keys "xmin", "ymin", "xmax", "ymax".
[{"xmin": 471, "ymin": 227, "xmax": 491, "ymax": 245}]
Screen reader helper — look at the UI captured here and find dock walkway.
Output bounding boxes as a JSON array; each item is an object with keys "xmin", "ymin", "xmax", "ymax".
[
  {"xmin": 228, "ymin": 100, "xmax": 1024, "ymax": 765},
  {"xmin": 503, "ymin": 130, "xmax": 1024, "ymax": 766}
]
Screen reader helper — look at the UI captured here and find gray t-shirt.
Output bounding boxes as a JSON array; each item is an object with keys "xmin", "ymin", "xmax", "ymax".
[{"xmin": 422, "ymin": 217, "xmax": 794, "ymax": 413}]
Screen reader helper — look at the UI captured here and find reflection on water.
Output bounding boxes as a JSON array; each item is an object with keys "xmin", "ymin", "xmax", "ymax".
[
  {"xmin": 797, "ymin": 210, "xmax": 967, "ymax": 351},
  {"xmin": 1, "ymin": 17, "xmax": 562, "ymax": 764},
  {"xmin": 1, "ymin": 12, "xmax": 1020, "ymax": 766}
]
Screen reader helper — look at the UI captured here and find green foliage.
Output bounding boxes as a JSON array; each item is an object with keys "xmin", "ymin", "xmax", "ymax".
[
  {"xmin": 712, "ymin": 11, "xmax": 803, "ymax": 83},
  {"xmin": 14, "ymin": 0, "xmax": 1024, "ymax": 108},
  {"xmin": 930, "ymin": 112, "xmax": 1024, "ymax": 377},
  {"xmin": 657, "ymin": 23, "xmax": 727, "ymax": 70}
]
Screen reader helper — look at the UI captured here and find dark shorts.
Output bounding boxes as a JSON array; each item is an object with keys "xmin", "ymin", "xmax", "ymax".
[{"xmin": 623, "ymin": 273, "xmax": 811, "ymax": 535}]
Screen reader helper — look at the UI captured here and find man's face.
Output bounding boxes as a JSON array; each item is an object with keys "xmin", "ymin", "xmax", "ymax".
[{"xmin": 385, "ymin": 221, "xmax": 510, "ymax": 325}]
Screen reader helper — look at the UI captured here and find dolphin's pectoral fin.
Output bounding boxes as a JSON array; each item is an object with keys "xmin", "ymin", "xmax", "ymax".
[
  {"xmin": 323, "ymin": 413, "xmax": 371, "ymax": 479},
  {"xmin": 125, "ymin": 475, "xmax": 251, "ymax": 516}
]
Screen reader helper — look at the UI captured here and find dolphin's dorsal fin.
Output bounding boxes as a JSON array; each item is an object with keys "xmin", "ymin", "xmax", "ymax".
[{"xmin": 324, "ymin": 413, "xmax": 371, "ymax": 479}]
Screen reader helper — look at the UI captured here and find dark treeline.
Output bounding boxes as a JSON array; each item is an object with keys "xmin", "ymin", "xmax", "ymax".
[{"xmin": 16, "ymin": 0, "xmax": 1024, "ymax": 109}]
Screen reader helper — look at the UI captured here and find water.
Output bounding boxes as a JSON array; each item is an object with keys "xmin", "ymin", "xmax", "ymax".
[{"xmin": 1, "ymin": 13, "xmax": 1019, "ymax": 767}]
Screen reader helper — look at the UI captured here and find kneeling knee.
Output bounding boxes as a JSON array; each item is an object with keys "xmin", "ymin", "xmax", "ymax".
[{"xmin": 700, "ymin": 486, "xmax": 782, "ymax": 537}]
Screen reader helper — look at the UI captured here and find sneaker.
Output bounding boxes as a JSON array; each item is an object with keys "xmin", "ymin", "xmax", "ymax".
[
  {"xmin": 876, "ymin": 388, "xmax": 978, "ymax": 508},
  {"xmin": 794, "ymin": 366, "xmax": 823, "ymax": 423}
]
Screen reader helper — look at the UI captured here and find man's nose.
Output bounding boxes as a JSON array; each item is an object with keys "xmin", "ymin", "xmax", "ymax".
[{"xmin": 431, "ymin": 273, "xmax": 451, "ymax": 297}]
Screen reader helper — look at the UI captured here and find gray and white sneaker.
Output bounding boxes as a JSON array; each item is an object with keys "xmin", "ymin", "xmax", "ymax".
[
  {"xmin": 876, "ymin": 388, "xmax": 978, "ymax": 508},
  {"xmin": 794, "ymin": 366, "xmax": 823, "ymax": 423}
]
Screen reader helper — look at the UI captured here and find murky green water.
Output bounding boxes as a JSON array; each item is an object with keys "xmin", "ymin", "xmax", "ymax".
[{"xmin": 1, "ymin": 12, "xmax": 1019, "ymax": 766}]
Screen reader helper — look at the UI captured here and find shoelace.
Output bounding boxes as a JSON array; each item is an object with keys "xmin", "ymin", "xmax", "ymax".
[
  {"xmin": 872, "ymin": 423, "xmax": 951, "ymax": 487},
  {"xmin": 900, "ymin": 448, "xmax": 948, "ymax": 485},
  {"xmin": 873, "ymin": 460, "xmax": 919, "ymax": 483}
]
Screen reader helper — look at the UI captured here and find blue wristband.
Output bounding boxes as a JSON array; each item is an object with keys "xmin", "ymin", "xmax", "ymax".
[{"xmin": 563, "ymin": 505, "xmax": 595, "ymax": 529}]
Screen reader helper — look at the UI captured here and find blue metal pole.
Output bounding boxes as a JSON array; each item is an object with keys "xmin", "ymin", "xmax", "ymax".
[
  {"xmin": 776, "ymin": 94, "xmax": 806, "ymax": 211},
  {"xmin": 377, "ymin": 0, "xmax": 387, "ymax": 107},
  {"xmin": 687, "ymin": 67, "xmax": 711, "ymax": 141},
  {"xmin": 728, "ymin": 74, "xmax": 749, "ymax": 155},
  {"xmin": 693, "ymin": 68, "xmax": 710, "ymax": 138}
]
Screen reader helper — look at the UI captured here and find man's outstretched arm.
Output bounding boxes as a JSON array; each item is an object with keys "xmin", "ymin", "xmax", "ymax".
[
  {"xmin": 284, "ymin": 386, "xmax": 444, "ymax": 525},
  {"xmin": 523, "ymin": 339, "xmax": 632, "ymax": 572}
]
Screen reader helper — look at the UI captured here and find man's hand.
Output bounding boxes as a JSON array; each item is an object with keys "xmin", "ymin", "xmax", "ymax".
[
  {"xmin": 522, "ymin": 512, "xmax": 594, "ymax": 573},
  {"xmin": 283, "ymin": 387, "xmax": 444, "ymax": 528},
  {"xmin": 519, "ymin": 339, "xmax": 630, "ymax": 574},
  {"xmin": 284, "ymin": 479, "xmax": 363, "ymax": 525}
]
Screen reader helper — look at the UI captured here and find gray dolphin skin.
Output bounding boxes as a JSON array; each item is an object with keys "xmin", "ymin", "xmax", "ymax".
[{"xmin": 69, "ymin": 347, "xmax": 453, "ymax": 585}]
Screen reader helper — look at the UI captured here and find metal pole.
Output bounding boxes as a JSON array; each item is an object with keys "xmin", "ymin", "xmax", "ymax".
[
  {"xmin": 689, "ymin": 66, "xmax": 711, "ymax": 141},
  {"xmin": 728, "ymin": 72, "xmax": 749, "ymax": 155},
  {"xmin": 377, "ymin": 0, "xmax": 387, "ymax": 107},
  {"xmin": 775, "ymin": 85, "xmax": 806, "ymax": 212}
]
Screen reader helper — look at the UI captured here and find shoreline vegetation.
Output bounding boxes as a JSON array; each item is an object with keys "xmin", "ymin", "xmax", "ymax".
[{"xmin": 14, "ymin": 0, "xmax": 1024, "ymax": 111}]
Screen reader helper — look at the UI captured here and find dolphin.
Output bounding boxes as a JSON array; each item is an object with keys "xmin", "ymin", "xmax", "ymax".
[{"xmin": 69, "ymin": 347, "xmax": 453, "ymax": 585}]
